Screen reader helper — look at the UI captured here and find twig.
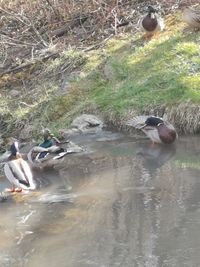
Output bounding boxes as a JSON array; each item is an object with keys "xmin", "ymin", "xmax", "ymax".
[
  {"xmin": 0, "ymin": 7, "xmax": 49, "ymax": 47},
  {"xmin": 0, "ymin": 34, "xmax": 39, "ymax": 47},
  {"xmin": 82, "ymin": 34, "xmax": 113, "ymax": 52},
  {"xmin": 19, "ymin": 102, "xmax": 36, "ymax": 108},
  {"xmin": 0, "ymin": 52, "xmax": 60, "ymax": 77},
  {"xmin": 45, "ymin": 0, "xmax": 61, "ymax": 19}
]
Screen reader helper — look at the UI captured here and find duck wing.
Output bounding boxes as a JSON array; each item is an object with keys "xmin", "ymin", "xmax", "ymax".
[
  {"xmin": 47, "ymin": 145, "xmax": 63, "ymax": 153},
  {"xmin": 126, "ymin": 115, "xmax": 150, "ymax": 129},
  {"xmin": 27, "ymin": 146, "xmax": 48, "ymax": 163}
]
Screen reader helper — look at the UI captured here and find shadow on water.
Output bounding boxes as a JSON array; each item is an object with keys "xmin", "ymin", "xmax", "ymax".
[{"xmin": 0, "ymin": 132, "xmax": 200, "ymax": 267}]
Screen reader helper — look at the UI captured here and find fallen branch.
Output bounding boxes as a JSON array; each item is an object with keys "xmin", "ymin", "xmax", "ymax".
[
  {"xmin": 0, "ymin": 52, "xmax": 60, "ymax": 77},
  {"xmin": 51, "ymin": 16, "xmax": 88, "ymax": 38}
]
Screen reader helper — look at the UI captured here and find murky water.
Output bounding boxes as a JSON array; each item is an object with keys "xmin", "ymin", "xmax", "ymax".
[{"xmin": 0, "ymin": 132, "xmax": 200, "ymax": 267}]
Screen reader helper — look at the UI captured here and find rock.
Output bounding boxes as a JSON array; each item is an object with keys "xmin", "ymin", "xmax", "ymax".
[
  {"xmin": 60, "ymin": 114, "xmax": 104, "ymax": 138},
  {"xmin": 9, "ymin": 89, "xmax": 21, "ymax": 98},
  {"xmin": 71, "ymin": 114, "xmax": 104, "ymax": 133},
  {"xmin": 104, "ymin": 64, "xmax": 115, "ymax": 80}
]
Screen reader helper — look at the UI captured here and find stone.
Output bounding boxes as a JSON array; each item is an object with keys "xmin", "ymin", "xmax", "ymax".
[
  {"xmin": 103, "ymin": 64, "xmax": 115, "ymax": 80},
  {"xmin": 10, "ymin": 89, "xmax": 21, "ymax": 98},
  {"xmin": 71, "ymin": 114, "xmax": 104, "ymax": 133}
]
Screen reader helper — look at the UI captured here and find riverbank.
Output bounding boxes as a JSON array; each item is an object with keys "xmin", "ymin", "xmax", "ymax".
[{"xmin": 0, "ymin": 11, "xmax": 199, "ymax": 147}]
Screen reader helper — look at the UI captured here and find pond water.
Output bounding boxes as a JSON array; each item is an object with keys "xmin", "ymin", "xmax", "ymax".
[{"xmin": 0, "ymin": 131, "xmax": 200, "ymax": 267}]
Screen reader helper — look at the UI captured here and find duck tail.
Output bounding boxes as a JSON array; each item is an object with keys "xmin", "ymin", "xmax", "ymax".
[{"xmin": 126, "ymin": 115, "xmax": 149, "ymax": 129}]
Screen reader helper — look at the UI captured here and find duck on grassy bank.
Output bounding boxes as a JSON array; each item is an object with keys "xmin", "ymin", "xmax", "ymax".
[{"xmin": 138, "ymin": 6, "xmax": 165, "ymax": 38}]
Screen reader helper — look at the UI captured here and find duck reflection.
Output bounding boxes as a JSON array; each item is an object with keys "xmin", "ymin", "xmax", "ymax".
[{"xmin": 136, "ymin": 143, "xmax": 176, "ymax": 174}]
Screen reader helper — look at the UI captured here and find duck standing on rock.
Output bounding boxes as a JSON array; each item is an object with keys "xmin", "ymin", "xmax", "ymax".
[
  {"xmin": 127, "ymin": 115, "xmax": 177, "ymax": 145},
  {"xmin": 4, "ymin": 141, "xmax": 36, "ymax": 192},
  {"xmin": 138, "ymin": 6, "xmax": 165, "ymax": 38}
]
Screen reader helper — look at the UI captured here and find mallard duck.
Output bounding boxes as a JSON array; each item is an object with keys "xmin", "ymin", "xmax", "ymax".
[
  {"xmin": 182, "ymin": 6, "xmax": 200, "ymax": 29},
  {"xmin": 4, "ymin": 142, "xmax": 36, "ymax": 192},
  {"xmin": 27, "ymin": 145, "xmax": 69, "ymax": 168},
  {"xmin": 138, "ymin": 6, "xmax": 165, "ymax": 37},
  {"xmin": 127, "ymin": 115, "xmax": 177, "ymax": 144}
]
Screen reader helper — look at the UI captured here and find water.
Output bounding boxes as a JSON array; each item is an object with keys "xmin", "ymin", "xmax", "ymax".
[{"xmin": 0, "ymin": 132, "xmax": 200, "ymax": 267}]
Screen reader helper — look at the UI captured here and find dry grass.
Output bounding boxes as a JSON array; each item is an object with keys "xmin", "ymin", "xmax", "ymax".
[{"xmin": 167, "ymin": 102, "xmax": 200, "ymax": 134}]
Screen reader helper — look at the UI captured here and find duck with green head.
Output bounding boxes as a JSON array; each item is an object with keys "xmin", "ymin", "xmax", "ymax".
[
  {"xmin": 127, "ymin": 115, "xmax": 177, "ymax": 145},
  {"xmin": 27, "ymin": 129, "xmax": 69, "ymax": 168}
]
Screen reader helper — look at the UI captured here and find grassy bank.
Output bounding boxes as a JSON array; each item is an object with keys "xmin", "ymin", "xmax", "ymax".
[{"xmin": 0, "ymin": 12, "xmax": 200, "ymax": 138}]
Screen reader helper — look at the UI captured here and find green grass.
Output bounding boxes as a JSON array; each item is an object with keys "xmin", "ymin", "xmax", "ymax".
[{"xmin": 81, "ymin": 30, "xmax": 200, "ymax": 116}]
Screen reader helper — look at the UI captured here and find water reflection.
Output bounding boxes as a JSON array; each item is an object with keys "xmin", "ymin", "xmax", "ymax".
[
  {"xmin": 0, "ymin": 134, "xmax": 200, "ymax": 267},
  {"xmin": 136, "ymin": 143, "xmax": 176, "ymax": 175}
]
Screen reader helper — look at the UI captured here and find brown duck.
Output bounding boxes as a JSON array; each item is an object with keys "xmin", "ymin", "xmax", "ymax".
[{"xmin": 138, "ymin": 6, "xmax": 165, "ymax": 37}]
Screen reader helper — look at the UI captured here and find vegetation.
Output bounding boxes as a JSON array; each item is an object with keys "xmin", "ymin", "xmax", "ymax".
[{"xmin": 0, "ymin": 1, "xmax": 199, "ymax": 141}]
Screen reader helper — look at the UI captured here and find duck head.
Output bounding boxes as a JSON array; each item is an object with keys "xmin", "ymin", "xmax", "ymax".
[
  {"xmin": 9, "ymin": 141, "xmax": 21, "ymax": 159},
  {"xmin": 145, "ymin": 116, "xmax": 164, "ymax": 127},
  {"xmin": 147, "ymin": 6, "xmax": 157, "ymax": 19},
  {"xmin": 42, "ymin": 128, "xmax": 52, "ymax": 141}
]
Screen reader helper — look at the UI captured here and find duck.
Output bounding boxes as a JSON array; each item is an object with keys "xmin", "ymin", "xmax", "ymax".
[
  {"xmin": 4, "ymin": 141, "xmax": 36, "ymax": 192},
  {"xmin": 138, "ymin": 6, "xmax": 165, "ymax": 37},
  {"xmin": 27, "ymin": 144, "xmax": 69, "ymax": 168},
  {"xmin": 126, "ymin": 115, "xmax": 177, "ymax": 144},
  {"xmin": 27, "ymin": 128, "xmax": 71, "ymax": 168},
  {"xmin": 182, "ymin": 6, "xmax": 200, "ymax": 30}
]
